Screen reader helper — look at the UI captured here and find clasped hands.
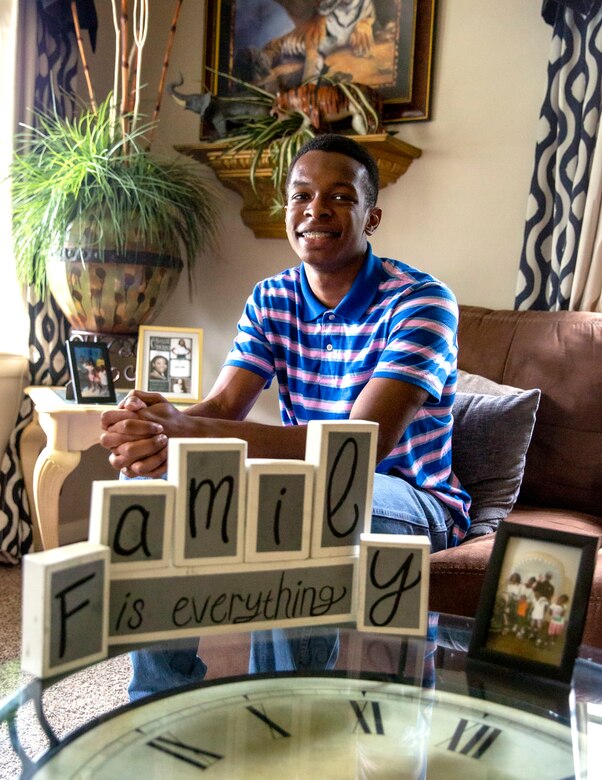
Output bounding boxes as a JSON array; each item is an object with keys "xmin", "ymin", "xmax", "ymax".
[{"xmin": 100, "ymin": 390, "xmax": 197, "ymax": 478}]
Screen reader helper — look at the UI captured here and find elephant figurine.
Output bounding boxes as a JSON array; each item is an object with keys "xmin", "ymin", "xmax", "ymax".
[{"xmin": 169, "ymin": 75, "xmax": 270, "ymax": 138}]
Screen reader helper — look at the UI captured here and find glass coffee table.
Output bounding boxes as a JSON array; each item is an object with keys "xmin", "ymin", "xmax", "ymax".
[{"xmin": 2, "ymin": 614, "xmax": 601, "ymax": 778}]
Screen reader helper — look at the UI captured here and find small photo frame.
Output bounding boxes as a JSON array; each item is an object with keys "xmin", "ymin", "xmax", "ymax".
[
  {"xmin": 66, "ymin": 340, "xmax": 117, "ymax": 404},
  {"xmin": 136, "ymin": 326, "xmax": 203, "ymax": 403},
  {"xmin": 468, "ymin": 521, "xmax": 599, "ymax": 683}
]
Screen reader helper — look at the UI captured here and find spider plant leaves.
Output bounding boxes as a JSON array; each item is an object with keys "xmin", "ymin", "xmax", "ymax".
[
  {"xmin": 9, "ymin": 97, "xmax": 222, "ymax": 295},
  {"xmin": 206, "ymin": 71, "xmax": 378, "ymax": 212}
]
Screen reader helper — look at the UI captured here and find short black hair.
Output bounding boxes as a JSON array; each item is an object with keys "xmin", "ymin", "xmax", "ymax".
[{"xmin": 285, "ymin": 133, "xmax": 380, "ymax": 208}]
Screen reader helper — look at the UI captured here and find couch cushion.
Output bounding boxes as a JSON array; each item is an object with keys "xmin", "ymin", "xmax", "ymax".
[
  {"xmin": 457, "ymin": 306, "xmax": 602, "ymax": 517},
  {"xmin": 452, "ymin": 387, "xmax": 540, "ymax": 533}
]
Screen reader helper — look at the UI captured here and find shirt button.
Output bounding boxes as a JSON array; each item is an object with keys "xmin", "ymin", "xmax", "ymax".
[
  {"xmin": 326, "ymin": 344, "xmax": 333, "ymax": 351},
  {"xmin": 328, "ymin": 314, "xmax": 335, "ymax": 321}
]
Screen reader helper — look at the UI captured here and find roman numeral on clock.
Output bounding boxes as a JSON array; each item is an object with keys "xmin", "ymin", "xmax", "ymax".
[
  {"xmin": 145, "ymin": 732, "xmax": 223, "ymax": 769},
  {"xmin": 349, "ymin": 700, "xmax": 385, "ymax": 735},
  {"xmin": 246, "ymin": 704, "xmax": 291, "ymax": 739},
  {"xmin": 443, "ymin": 718, "xmax": 502, "ymax": 758}
]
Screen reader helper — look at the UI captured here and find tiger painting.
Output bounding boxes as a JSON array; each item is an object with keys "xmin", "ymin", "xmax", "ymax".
[{"xmin": 234, "ymin": 0, "xmax": 378, "ymax": 88}]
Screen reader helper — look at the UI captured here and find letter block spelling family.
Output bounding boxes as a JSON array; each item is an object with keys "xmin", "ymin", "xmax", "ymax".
[
  {"xmin": 21, "ymin": 542, "xmax": 110, "ymax": 678},
  {"xmin": 245, "ymin": 459, "xmax": 314, "ymax": 562},
  {"xmin": 167, "ymin": 438, "xmax": 248, "ymax": 567},
  {"xmin": 21, "ymin": 422, "xmax": 430, "ymax": 679},
  {"xmin": 305, "ymin": 420, "xmax": 378, "ymax": 558},
  {"xmin": 89, "ymin": 480, "xmax": 176, "ymax": 571},
  {"xmin": 357, "ymin": 533, "xmax": 430, "ymax": 636}
]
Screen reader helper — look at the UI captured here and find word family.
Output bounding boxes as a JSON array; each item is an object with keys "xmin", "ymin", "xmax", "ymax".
[{"xmin": 21, "ymin": 421, "xmax": 430, "ymax": 678}]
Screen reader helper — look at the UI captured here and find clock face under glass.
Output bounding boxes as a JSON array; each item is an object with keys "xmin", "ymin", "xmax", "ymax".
[{"xmin": 34, "ymin": 676, "xmax": 574, "ymax": 779}]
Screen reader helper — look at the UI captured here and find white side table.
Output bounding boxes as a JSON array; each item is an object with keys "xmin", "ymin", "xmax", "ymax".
[{"xmin": 23, "ymin": 386, "xmax": 126, "ymax": 550}]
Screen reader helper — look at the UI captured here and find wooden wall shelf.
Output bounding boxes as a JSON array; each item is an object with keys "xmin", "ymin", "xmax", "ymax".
[{"xmin": 176, "ymin": 134, "xmax": 422, "ymax": 239}]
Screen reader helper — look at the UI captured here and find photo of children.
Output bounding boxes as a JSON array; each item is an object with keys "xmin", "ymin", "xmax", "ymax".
[
  {"xmin": 66, "ymin": 341, "xmax": 117, "ymax": 404},
  {"xmin": 485, "ymin": 536, "xmax": 581, "ymax": 667}
]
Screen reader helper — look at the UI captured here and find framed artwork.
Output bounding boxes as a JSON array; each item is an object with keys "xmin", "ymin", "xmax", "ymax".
[
  {"xmin": 66, "ymin": 340, "xmax": 117, "ymax": 404},
  {"xmin": 135, "ymin": 326, "xmax": 203, "ymax": 404},
  {"xmin": 203, "ymin": 0, "xmax": 437, "ymax": 124},
  {"xmin": 468, "ymin": 522, "xmax": 599, "ymax": 683}
]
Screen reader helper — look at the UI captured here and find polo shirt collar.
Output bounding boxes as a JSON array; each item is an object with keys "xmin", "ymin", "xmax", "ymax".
[{"xmin": 299, "ymin": 244, "xmax": 381, "ymax": 322}]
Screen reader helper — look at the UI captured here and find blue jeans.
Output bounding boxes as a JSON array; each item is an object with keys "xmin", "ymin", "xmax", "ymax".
[
  {"xmin": 128, "ymin": 640, "xmax": 207, "ymax": 701},
  {"xmin": 128, "ymin": 473, "xmax": 453, "ymax": 701}
]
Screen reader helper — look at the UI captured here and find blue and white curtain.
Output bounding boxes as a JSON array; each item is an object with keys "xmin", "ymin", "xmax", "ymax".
[{"xmin": 515, "ymin": 0, "xmax": 602, "ymax": 311}]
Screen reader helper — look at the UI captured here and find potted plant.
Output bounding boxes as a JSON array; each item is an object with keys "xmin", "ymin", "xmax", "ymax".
[
  {"xmin": 9, "ymin": 1, "xmax": 221, "ymax": 334},
  {"xmin": 196, "ymin": 74, "xmax": 384, "ymax": 211}
]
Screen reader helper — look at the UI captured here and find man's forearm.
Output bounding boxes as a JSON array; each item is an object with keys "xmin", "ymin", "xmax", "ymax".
[
  {"xmin": 183, "ymin": 397, "xmax": 241, "ymax": 421},
  {"xmin": 178, "ymin": 414, "xmax": 308, "ymax": 460}
]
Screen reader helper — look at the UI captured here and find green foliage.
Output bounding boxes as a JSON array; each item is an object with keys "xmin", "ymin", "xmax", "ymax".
[
  {"xmin": 227, "ymin": 113, "xmax": 316, "ymax": 212},
  {"xmin": 213, "ymin": 73, "xmax": 378, "ymax": 213},
  {"xmin": 206, "ymin": 69, "xmax": 315, "ymax": 209},
  {"xmin": 10, "ymin": 97, "xmax": 221, "ymax": 295}
]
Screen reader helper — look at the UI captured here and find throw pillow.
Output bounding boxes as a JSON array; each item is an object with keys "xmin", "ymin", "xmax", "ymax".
[
  {"xmin": 457, "ymin": 369, "xmax": 526, "ymax": 396},
  {"xmin": 452, "ymin": 382, "xmax": 541, "ymax": 539}
]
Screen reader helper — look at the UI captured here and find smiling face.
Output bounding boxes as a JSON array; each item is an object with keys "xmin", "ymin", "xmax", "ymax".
[
  {"xmin": 152, "ymin": 356, "xmax": 168, "ymax": 374},
  {"xmin": 285, "ymin": 150, "xmax": 381, "ymax": 278}
]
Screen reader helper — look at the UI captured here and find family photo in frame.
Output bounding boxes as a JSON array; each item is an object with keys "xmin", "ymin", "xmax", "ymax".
[
  {"xmin": 203, "ymin": 0, "xmax": 436, "ymax": 124},
  {"xmin": 66, "ymin": 340, "xmax": 117, "ymax": 404},
  {"xmin": 135, "ymin": 326, "xmax": 203, "ymax": 404},
  {"xmin": 469, "ymin": 522, "xmax": 599, "ymax": 683}
]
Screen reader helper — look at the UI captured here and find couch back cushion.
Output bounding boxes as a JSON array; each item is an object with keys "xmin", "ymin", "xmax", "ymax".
[
  {"xmin": 457, "ymin": 305, "xmax": 602, "ymax": 516},
  {"xmin": 453, "ymin": 381, "xmax": 540, "ymax": 530}
]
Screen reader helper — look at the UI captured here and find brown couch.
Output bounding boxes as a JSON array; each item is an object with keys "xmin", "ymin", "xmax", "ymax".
[{"xmin": 429, "ymin": 305, "xmax": 602, "ymax": 648}]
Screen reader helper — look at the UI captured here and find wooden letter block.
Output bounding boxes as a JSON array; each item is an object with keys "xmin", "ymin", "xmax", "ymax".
[
  {"xmin": 168, "ymin": 438, "xmax": 247, "ymax": 566},
  {"xmin": 305, "ymin": 420, "xmax": 378, "ymax": 558},
  {"xmin": 357, "ymin": 533, "xmax": 430, "ymax": 636},
  {"xmin": 21, "ymin": 542, "xmax": 110, "ymax": 678},
  {"xmin": 89, "ymin": 480, "xmax": 175, "ymax": 570},
  {"xmin": 245, "ymin": 459, "xmax": 313, "ymax": 562}
]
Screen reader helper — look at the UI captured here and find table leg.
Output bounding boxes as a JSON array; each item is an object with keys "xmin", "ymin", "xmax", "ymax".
[
  {"xmin": 20, "ymin": 416, "xmax": 47, "ymax": 551},
  {"xmin": 33, "ymin": 447, "xmax": 82, "ymax": 550}
]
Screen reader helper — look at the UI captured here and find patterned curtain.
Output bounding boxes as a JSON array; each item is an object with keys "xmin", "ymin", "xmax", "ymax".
[
  {"xmin": 0, "ymin": 1, "xmax": 97, "ymax": 562},
  {"xmin": 515, "ymin": 0, "xmax": 602, "ymax": 311}
]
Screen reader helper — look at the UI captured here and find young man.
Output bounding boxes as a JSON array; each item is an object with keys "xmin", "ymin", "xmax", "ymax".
[{"xmin": 100, "ymin": 133, "xmax": 471, "ymax": 698}]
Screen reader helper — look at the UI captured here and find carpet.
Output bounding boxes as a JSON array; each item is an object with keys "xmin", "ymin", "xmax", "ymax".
[
  {"xmin": 0, "ymin": 564, "xmax": 130, "ymax": 778},
  {"xmin": 0, "ymin": 563, "xmax": 251, "ymax": 779}
]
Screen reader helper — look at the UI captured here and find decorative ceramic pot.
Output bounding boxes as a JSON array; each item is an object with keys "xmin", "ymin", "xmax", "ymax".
[{"xmin": 46, "ymin": 220, "xmax": 183, "ymax": 335}]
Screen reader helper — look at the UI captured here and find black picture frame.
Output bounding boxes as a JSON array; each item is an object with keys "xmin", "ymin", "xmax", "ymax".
[
  {"xmin": 468, "ymin": 522, "xmax": 599, "ymax": 683},
  {"xmin": 203, "ymin": 0, "xmax": 437, "ymax": 126},
  {"xmin": 66, "ymin": 340, "xmax": 117, "ymax": 405}
]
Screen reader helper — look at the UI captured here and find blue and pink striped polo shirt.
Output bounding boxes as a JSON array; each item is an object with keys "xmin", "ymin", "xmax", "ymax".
[{"xmin": 225, "ymin": 246, "xmax": 471, "ymax": 541}]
